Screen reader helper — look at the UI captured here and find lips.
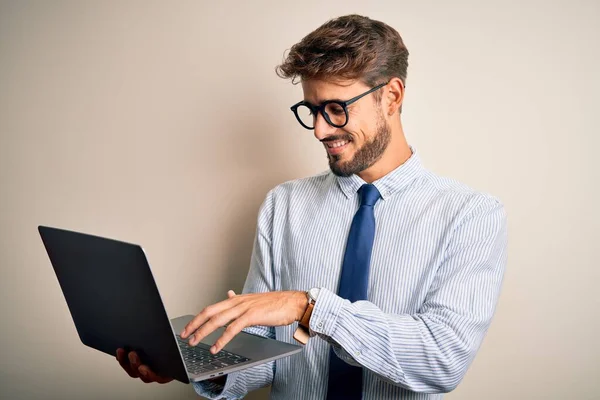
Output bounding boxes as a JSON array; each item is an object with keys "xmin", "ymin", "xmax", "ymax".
[{"xmin": 324, "ymin": 139, "xmax": 351, "ymax": 156}]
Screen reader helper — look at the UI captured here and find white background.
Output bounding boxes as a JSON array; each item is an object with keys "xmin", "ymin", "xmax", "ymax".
[{"xmin": 1, "ymin": 1, "xmax": 598, "ymax": 399}]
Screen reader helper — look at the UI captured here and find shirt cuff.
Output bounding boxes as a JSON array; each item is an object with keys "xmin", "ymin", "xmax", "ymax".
[
  {"xmin": 307, "ymin": 287, "xmax": 374, "ymax": 368},
  {"xmin": 192, "ymin": 370, "xmax": 246, "ymax": 400},
  {"xmin": 309, "ymin": 287, "xmax": 347, "ymax": 338}
]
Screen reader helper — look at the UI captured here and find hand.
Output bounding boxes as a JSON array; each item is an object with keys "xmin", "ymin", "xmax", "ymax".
[
  {"xmin": 180, "ymin": 290, "xmax": 307, "ymax": 354},
  {"xmin": 116, "ymin": 348, "xmax": 173, "ymax": 384}
]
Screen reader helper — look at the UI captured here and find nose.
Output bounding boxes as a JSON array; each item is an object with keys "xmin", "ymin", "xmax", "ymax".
[{"xmin": 313, "ymin": 111, "xmax": 337, "ymax": 141}]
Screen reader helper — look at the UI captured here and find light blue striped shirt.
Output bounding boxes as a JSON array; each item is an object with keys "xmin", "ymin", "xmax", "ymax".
[{"xmin": 194, "ymin": 148, "xmax": 508, "ymax": 399}]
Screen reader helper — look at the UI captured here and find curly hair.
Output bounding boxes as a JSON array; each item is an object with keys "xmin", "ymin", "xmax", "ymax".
[{"xmin": 276, "ymin": 14, "xmax": 409, "ymax": 88}]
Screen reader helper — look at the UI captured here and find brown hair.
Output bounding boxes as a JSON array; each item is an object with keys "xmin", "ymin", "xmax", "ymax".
[{"xmin": 276, "ymin": 14, "xmax": 409, "ymax": 89}]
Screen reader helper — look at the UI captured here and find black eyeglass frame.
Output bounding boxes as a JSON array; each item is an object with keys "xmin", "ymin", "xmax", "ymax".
[{"xmin": 290, "ymin": 81, "xmax": 389, "ymax": 130}]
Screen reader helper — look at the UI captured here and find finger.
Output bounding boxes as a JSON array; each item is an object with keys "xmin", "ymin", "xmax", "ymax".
[
  {"xmin": 137, "ymin": 366, "xmax": 153, "ymax": 383},
  {"xmin": 210, "ymin": 315, "xmax": 249, "ymax": 354},
  {"xmin": 181, "ymin": 304, "xmax": 223, "ymax": 338},
  {"xmin": 116, "ymin": 348, "xmax": 128, "ymax": 366},
  {"xmin": 139, "ymin": 365, "xmax": 174, "ymax": 384},
  {"xmin": 116, "ymin": 349, "xmax": 137, "ymax": 378},
  {"xmin": 181, "ymin": 297, "xmax": 242, "ymax": 339},
  {"xmin": 117, "ymin": 349, "xmax": 139, "ymax": 378},
  {"xmin": 189, "ymin": 302, "xmax": 248, "ymax": 346},
  {"xmin": 138, "ymin": 367, "xmax": 153, "ymax": 384},
  {"xmin": 127, "ymin": 351, "xmax": 141, "ymax": 378},
  {"xmin": 227, "ymin": 290, "xmax": 236, "ymax": 298}
]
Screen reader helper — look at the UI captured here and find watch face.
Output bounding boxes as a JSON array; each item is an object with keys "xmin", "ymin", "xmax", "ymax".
[{"xmin": 308, "ymin": 287, "xmax": 320, "ymax": 301}]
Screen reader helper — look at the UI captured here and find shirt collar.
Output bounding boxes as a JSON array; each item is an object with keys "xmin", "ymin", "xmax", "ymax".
[{"xmin": 335, "ymin": 146, "xmax": 423, "ymax": 201}]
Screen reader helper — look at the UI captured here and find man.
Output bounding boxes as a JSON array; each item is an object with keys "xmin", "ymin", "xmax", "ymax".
[{"xmin": 117, "ymin": 14, "xmax": 507, "ymax": 399}]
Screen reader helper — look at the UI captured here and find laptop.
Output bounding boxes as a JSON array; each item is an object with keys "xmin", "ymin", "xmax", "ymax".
[{"xmin": 38, "ymin": 225, "xmax": 302, "ymax": 384}]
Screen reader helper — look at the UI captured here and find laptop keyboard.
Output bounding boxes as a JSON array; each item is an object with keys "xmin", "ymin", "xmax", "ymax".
[{"xmin": 176, "ymin": 335, "xmax": 251, "ymax": 375}]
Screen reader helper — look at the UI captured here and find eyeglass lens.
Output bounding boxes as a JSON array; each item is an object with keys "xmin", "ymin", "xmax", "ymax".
[{"xmin": 295, "ymin": 102, "xmax": 347, "ymax": 129}]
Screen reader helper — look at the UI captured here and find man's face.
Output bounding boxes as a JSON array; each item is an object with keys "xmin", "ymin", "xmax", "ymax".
[{"xmin": 301, "ymin": 79, "xmax": 391, "ymax": 177}]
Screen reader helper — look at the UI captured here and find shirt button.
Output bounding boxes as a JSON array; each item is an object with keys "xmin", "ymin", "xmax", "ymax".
[
  {"xmin": 318, "ymin": 322, "xmax": 324, "ymax": 328},
  {"xmin": 355, "ymin": 351, "xmax": 360, "ymax": 356}
]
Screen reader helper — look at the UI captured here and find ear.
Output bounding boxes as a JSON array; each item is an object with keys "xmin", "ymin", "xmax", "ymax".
[{"xmin": 383, "ymin": 77, "xmax": 405, "ymax": 116}]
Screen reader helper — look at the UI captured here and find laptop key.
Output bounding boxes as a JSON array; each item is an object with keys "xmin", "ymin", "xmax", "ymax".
[
  {"xmin": 211, "ymin": 360, "xmax": 231, "ymax": 368},
  {"xmin": 177, "ymin": 335, "xmax": 251, "ymax": 366},
  {"xmin": 213, "ymin": 359, "xmax": 233, "ymax": 366}
]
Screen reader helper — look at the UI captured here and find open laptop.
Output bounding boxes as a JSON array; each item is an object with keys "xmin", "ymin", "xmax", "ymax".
[{"xmin": 38, "ymin": 225, "xmax": 302, "ymax": 384}]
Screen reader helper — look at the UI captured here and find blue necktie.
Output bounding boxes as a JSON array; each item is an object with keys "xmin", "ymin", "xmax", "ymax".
[{"xmin": 327, "ymin": 184, "xmax": 381, "ymax": 400}]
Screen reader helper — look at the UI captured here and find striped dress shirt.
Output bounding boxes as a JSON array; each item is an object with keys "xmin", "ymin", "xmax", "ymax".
[{"xmin": 194, "ymin": 148, "xmax": 508, "ymax": 399}]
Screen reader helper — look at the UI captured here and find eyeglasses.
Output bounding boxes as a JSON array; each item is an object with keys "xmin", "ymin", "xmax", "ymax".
[{"xmin": 290, "ymin": 81, "xmax": 389, "ymax": 130}]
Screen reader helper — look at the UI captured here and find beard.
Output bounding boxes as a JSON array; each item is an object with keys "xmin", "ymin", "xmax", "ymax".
[{"xmin": 328, "ymin": 114, "xmax": 391, "ymax": 177}]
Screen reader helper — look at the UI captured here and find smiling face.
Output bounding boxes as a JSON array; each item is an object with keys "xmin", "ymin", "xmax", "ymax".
[{"xmin": 301, "ymin": 79, "xmax": 392, "ymax": 177}]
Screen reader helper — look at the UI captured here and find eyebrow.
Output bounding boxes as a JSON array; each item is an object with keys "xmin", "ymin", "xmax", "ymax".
[{"xmin": 302, "ymin": 97, "xmax": 346, "ymax": 106}]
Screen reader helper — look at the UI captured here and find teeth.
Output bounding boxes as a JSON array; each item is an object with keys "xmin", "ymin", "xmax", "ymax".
[{"xmin": 327, "ymin": 140, "xmax": 349, "ymax": 148}]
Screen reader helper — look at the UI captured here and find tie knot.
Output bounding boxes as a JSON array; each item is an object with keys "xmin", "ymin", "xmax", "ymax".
[{"xmin": 358, "ymin": 184, "xmax": 381, "ymax": 207}]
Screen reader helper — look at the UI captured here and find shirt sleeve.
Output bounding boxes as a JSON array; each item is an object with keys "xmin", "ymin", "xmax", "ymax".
[
  {"xmin": 309, "ymin": 196, "xmax": 508, "ymax": 393},
  {"xmin": 192, "ymin": 191, "xmax": 277, "ymax": 399}
]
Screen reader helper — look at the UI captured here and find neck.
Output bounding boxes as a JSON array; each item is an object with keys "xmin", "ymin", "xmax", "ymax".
[{"xmin": 357, "ymin": 119, "xmax": 411, "ymax": 183}]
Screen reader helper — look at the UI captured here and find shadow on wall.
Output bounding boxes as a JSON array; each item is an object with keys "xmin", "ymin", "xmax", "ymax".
[{"xmin": 206, "ymin": 89, "xmax": 314, "ymax": 296}]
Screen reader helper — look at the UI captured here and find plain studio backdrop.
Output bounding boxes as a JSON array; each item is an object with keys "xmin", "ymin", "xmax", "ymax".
[{"xmin": 1, "ymin": 1, "xmax": 598, "ymax": 399}]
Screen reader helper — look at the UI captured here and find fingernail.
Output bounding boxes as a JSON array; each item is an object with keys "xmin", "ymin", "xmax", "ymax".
[
  {"xmin": 180, "ymin": 329, "xmax": 185, "ymax": 337},
  {"xmin": 210, "ymin": 346, "xmax": 217, "ymax": 354},
  {"xmin": 139, "ymin": 368, "xmax": 147, "ymax": 376}
]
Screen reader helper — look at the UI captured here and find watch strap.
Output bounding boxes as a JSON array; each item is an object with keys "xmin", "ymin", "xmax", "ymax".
[
  {"xmin": 293, "ymin": 296, "xmax": 315, "ymax": 344},
  {"xmin": 299, "ymin": 302, "xmax": 314, "ymax": 329}
]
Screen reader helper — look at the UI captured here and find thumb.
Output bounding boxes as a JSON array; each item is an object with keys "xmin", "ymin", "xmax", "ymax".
[{"xmin": 227, "ymin": 290, "xmax": 236, "ymax": 298}]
